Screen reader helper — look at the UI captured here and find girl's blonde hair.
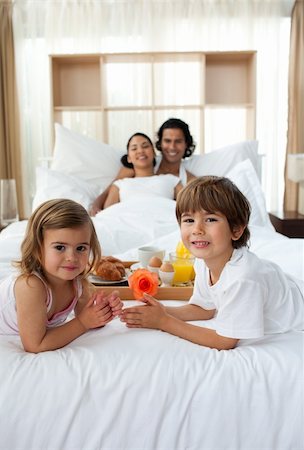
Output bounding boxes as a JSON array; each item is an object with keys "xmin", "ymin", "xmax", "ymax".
[
  {"xmin": 15, "ymin": 199, "xmax": 101, "ymax": 278},
  {"xmin": 176, "ymin": 176, "xmax": 251, "ymax": 249}
]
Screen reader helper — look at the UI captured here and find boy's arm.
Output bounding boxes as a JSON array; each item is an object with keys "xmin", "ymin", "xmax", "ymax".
[
  {"xmin": 121, "ymin": 295, "xmax": 238, "ymax": 350},
  {"xmin": 165, "ymin": 303, "xmax": 215, "ymax": 321}
]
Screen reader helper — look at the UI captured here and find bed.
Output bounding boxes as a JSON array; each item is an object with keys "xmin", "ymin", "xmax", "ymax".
[{"xmin": 0, "ymin": 124, "xmax": 303, "ymax": 450}]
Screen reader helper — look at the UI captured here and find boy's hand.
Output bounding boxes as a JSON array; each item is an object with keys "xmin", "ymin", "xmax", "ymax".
[{"xmin": 120, "ymin": 294, "xmax": 167, "ymax": 330}]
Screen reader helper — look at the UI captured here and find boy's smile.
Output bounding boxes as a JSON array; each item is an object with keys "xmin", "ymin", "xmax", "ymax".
[{"xmin": 180, "ymin": 209, "xmax": 242, "ymax": 278}]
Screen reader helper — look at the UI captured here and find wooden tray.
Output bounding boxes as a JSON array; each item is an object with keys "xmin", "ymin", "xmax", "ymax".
[
  {"xmin": 94, "ymin": 261, "xmax": 193, "ymax": 300},
  {"xmin": 97, "ymin": 285, "xmax": 193, "ymax": 300}
]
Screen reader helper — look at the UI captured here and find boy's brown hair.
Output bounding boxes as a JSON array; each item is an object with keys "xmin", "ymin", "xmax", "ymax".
[{"xmin": 176, "ymin": 176, "xmax": 251, "ymax": 249}]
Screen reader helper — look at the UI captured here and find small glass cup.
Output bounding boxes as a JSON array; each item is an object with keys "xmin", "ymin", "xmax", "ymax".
[
  {"xmin": 0, "ymin": 179, "xmax": 19, "ymax": 227},
  {"xmin": 169, "ymin": 252, "xmax": 195, "ymax": 286}
]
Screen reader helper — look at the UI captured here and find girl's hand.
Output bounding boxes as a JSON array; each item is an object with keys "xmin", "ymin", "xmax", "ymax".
[
  {"xmin": 94, "ymin": 290, "xmax": 123, "ymax": 319},
  {"xmin": 120, "ymin": 294, "xmax": 167, "ymax": 329},
  {"xmin": 108, "ymin": 292, "xmax": 124, "ymax": 317},
  {"xmin": 77, "ymin": 293, "xmax": 112, "ymax": 330}
]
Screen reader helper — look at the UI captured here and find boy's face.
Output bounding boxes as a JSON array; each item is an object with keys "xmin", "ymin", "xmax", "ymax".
[{"xmin": 180, "ymin": 209, "xmax": 243, "ymax": 269}]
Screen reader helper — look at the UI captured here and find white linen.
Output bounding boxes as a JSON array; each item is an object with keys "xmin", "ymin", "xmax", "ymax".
[
  {"xmin": 0, "ymin": 306, "xmax": 302, "ymax": 450},
  {"xmin": 0, "ymin": 175, "xmax": 303, "ymax": 448},
  {"xmin": 114, "ymin": 174, "xmax": 180, "ymax": 202}
]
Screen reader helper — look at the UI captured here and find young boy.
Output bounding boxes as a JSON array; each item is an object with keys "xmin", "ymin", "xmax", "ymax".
[{"xmin": 121, "ymin": 176, "xmax": 304, "ymax": 350}]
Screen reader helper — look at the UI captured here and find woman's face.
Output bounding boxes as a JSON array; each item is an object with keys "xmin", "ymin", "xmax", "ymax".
[
  {"xmin": 160, "ymin": 128, "xmax": 187, "ymax": 163},
  {"xmin": 127, "ymin": 135, "xmax": 155, "ymax": 168}
]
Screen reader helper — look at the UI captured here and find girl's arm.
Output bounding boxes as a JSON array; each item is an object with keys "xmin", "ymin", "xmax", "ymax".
[
  {"xmin": 103, "ymin": 185, "xmax": 120, "ymax": 209},
  {"xmin": 90, "ymin": 166, "xmax": 134, "ymax": 215},
  {"xmin": 121, "ymin": 294, "xmax": 238, "ymax": 350},
  {"xmin": 15, "ymin": 276, "xmax": 113, "ymax": 353}
]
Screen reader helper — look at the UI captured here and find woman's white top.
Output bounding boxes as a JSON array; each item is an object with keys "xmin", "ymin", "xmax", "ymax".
[
  {"xmin": 114, "ymin": 174, "xmax": 180, "ymax": 202},
  {"xmin": 154, "ymin": 155, "xmax": 188, "ymax": 186},
  {"xmin": 189, "ymin": 247, "xmax": 304, "ymax": 339}
]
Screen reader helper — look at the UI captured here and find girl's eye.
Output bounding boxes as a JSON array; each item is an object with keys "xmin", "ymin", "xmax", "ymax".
[
  {"xmin": 54, "ymin": 245, "xmax": 65, "ymax": 251},
  {"xmin": 77, "ymin": 245, "xmax": 88, "ymax": 252}
]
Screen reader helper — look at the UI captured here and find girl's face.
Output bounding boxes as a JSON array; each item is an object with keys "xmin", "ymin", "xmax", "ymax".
[
  {"xmin": 127, "ymin": 135, "xmax": 155, "ymax": 169},
  {"xmin": 41, "ymin": 225, "xmax": 92, "ymax": 283},
  {"xmin": 160, "ymin": 128, "xmax": 187, "ymax": 163},
  {"xmin": 180, "ymin": 210, "xmax": 244, "ymax": 270}
]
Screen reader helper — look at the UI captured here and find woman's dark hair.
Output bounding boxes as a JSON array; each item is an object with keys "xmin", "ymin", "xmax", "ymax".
[
  {"xmin": 155, "ymin": 118, "xmax": 196, "ymax": 158},
  {"xmin": 176, "ymin": 176, "xmax": 251, "ymax": 249},
  {"xmin": 121, "ymin": 132, "xmax": 156, "ymax": 168}
]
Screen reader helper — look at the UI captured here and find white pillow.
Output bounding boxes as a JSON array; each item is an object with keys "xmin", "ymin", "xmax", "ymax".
[
  {"xmin": 51, "ymin": 123, "xmax": 124, "ymax": 192},
  {"xmin": 225, "ymin": 159, "xmax": 273, "ymax": 229},
  {"xmin": 184, "ymin": 140, "xmax": 259, "ymax": 177},
  {"xmin": 32, "ymin": 167, "xmax": 99, "ymax": 212}
]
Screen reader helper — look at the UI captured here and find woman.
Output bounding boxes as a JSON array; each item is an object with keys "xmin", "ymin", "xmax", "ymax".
[
  {"xmin": 90, "ymin": 118, "xmax": 196, "ymax": 215},
  {"xmin": 104, "ymin": 132, "xmax": 182, "ymax": 209}
]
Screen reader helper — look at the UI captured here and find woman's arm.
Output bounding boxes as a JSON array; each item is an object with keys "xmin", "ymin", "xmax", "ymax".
[
  {"xmin": 185, "ymin": 169, "xmax": 196, "ymax": 184},
  {"xmin": 90, "ymin": 166, "xmax": 135, "ymax": 215},
  {"xmin": 174, "ymin": 181, "xmax": 183, "ymax": 199},
  {"xmin": 103, "ymin": 184, "xmax": 120, "ymax": 209}
]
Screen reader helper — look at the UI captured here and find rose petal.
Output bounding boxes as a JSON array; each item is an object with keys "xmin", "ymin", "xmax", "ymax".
[{"xmin": 128, "ymin": 269, "xmax": 159, "ymax": 299}]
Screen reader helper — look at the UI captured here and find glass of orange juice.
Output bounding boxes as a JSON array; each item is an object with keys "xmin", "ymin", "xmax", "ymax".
[{"xmin": 169, "ymin": 252, "xmax": 195, "ymax": 286}]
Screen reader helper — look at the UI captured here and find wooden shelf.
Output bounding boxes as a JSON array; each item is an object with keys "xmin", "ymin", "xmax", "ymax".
[{"xmin": 49, "ymin": 51, "xmax": 256, "ymax": 151}]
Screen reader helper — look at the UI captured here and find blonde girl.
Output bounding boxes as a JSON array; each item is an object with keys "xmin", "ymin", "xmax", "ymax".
[{"xmin": 0, "ymin": 199, "xmax": 122, "ymax": 352}]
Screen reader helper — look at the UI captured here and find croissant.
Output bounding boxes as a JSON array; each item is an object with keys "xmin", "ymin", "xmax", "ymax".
[{"xmin": 95, "ymin": 256, "xmax": 126, "ymax": 281}]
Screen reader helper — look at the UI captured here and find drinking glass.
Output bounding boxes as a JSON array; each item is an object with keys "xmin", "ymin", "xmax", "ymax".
[
  {"xmin": 0, "ymin": 179, "xmax": 19, "ymax": 227},
  {"xmin": 169, "ymin": 252, "xmax": 195, "ymax": 286}
]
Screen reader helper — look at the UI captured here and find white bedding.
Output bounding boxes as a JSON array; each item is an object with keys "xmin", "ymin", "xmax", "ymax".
[
  {"xmin": 0, "ymin": 305, "xmax": 303, "ymax": 449},
  {"xmin": 0, "ymin": 139, "xmax": 303, "ymax": 448},
  {"xmin": 0, "ymin": 197, "xmax": 303, "ymax": 449}
]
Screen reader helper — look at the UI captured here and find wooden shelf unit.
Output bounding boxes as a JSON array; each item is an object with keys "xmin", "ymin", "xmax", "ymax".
[{"xmin": 49, "ymin": 51, "xmax": 256, "ymax": 152}]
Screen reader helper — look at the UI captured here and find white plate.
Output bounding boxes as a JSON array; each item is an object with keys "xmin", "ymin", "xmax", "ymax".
[
  {"xmin": 89, "ymin": 274, "xmax": 128, "ymax": 286},
  {"xmin": 130, "ymin": 262, "xmax": 143, "ymax": 271}
]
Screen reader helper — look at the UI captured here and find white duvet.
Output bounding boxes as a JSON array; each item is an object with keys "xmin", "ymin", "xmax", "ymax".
[{"xmin": 0, "ymin": 195, "xmax": 303, "ymax": 449}]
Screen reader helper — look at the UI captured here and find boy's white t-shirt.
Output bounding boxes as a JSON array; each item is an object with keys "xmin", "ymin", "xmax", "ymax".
[
  {"xmin": 189, "ymin": 247, "xmax": 304, "ymax": 339},
  {"xmin": 114, "ymin": 174, "xmax": 180, "ymax": 202}
]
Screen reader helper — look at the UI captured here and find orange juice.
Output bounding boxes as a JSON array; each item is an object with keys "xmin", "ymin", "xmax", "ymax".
[
  {"xmin": 172, "ymin": 260, "xmax": 194, "ymax": 284},
  {"xmin": 175, "ymin": 242, "xmax": 195, "ymax": 281},
  {"xmin": 170, "ymin": 252, "xmax": 195, "ymax": 285}
]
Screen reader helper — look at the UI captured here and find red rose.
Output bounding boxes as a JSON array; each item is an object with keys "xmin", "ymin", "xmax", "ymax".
[{"xmin": 128, "ymin": 269, "xmax": 159, "ymax": 300}]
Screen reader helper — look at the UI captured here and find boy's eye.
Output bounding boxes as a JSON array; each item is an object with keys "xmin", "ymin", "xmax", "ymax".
[
  {"xmin": 182, "ymin": 217, "xmax": 194, "ymax": 223},
  {"xmin": 206, "ymin": 217, "xmax": 217, "ymax": 222}
]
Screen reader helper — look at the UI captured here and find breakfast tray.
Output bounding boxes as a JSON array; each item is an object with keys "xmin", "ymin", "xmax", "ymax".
[{"xmin": 94, "ymin": 261, "xmax": 193, "ymax": 301}]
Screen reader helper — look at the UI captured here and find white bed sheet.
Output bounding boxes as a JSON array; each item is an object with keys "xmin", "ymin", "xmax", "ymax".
[
  {"xmin": 0, "ymin": 196, "xmax": 303, "ymax": 449},
  {"xmin": 0, "ymin": 302, "xmax": 303, "ymax": 450}
]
